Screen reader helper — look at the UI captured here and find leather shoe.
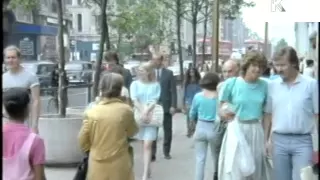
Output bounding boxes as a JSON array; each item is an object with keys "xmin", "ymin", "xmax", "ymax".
[
  {"xmin": 164, "ymin": 155, "xmax": 172, "ymax": 159},
  {"xmin": 151, "ymin": 156, "xmax": 156, "ymax": 162}
]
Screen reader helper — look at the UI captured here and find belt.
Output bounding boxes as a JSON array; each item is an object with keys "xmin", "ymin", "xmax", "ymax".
[
  {"xmin": 198, "ymin": 119, "xmax": 215, "ymax": 122},
  {"xmin": 273, "ymin": 132, "xmax": 311, "ymax": 136},
  {"xmin": 238, "ymin": 119, "xmax": 260, "ymax": 124}
]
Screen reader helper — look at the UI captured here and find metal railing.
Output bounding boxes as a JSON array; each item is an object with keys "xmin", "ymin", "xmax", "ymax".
[{"xmin": 40, "ymin": 83, "xmax": 93, "ymax": 105}]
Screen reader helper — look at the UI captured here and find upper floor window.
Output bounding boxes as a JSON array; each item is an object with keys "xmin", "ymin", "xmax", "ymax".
[{"xmin": 77, "ymin": 14, "xmax": 82, "ymax": 32}]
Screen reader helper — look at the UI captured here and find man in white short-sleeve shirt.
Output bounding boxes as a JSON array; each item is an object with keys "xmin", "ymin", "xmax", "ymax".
[
  {"xmin": 264, "ymin": 47, "xmax": 318, "ymax": 180},
  {"xmin": 3, "ymin": 46, "xmax": 41, "ymax": 133}
]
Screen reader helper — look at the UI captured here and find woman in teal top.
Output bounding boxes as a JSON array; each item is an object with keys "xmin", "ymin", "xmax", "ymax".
[
  {"xmin": 218, "ymin": 50, "xmax": 271, "ymax": 180},
  {"xmin": 189, "ymin": 72, "xmax": 221, "ymax": 180}
]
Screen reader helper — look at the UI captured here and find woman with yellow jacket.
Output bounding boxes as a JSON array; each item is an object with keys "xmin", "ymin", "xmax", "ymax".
[{"xmin": 78, "ymin": 72, "xmax": 138, "ymax": 180}]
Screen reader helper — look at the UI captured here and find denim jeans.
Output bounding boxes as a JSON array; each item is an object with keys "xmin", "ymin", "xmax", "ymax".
[
  {"xmin": 194, "ymin": 120, "xmax": 218, "ymax": 180},
  {"xmin": 272, "ymin": 133, "xmax": 313, "ymax": 180}
]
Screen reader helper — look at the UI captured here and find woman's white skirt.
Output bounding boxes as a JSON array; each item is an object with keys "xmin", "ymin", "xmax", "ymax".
[{"xmin": 218, "ymin": 120, "xmax": 272, "ymax": 180}]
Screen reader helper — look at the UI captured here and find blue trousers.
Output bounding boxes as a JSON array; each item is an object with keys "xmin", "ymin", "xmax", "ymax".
[
  {"xmin": 194, "ymin": 120, "xmax": 218, "ymax": 180},
  {"xmin": 272, "ymin": 133, "xmax": 313, "ymax": 180}
]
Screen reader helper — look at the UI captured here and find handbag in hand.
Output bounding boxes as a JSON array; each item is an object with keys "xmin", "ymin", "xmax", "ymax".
[
  {"xmin": 215, "ymin": 77, "xmax": 238, "ymax": 151},
  {"xmin": 73, "ymin": 154, "xmax": 89, "ymax": 180},
  {"xmin": 134, "ymin": 103, "xmax": 163, "ymax": 127}
]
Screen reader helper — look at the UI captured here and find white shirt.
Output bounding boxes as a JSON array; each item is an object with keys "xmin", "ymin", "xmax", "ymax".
[
  {"xmin": 121, "ymin": 87, "xmax": 129, "ymax": 98},
  {"xmin": 303, "ymin": 67, "xmax": 314, "ymax": 78}
]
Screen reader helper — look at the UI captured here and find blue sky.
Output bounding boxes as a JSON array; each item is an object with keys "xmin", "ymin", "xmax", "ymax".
[{"xmin": 241, "ymin": 0, "xmax": 296, "ymax": 46}]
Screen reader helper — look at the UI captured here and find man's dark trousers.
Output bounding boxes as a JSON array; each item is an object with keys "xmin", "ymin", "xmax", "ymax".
[
  {"xmin": 152, "ymin": 67, "xmax": 177, "ymax": 159},
  {"xmin": 152, "ymin": 112, "xmax": 172, "ymax": 157}
]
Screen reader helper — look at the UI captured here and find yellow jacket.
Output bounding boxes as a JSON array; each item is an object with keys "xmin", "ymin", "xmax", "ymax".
[{"xmin": 78, "ymin": 98, "xmax": 138, "ymax": 180}]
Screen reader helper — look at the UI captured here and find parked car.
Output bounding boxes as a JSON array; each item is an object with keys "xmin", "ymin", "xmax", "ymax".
[
  {"xmin": 124, "ymin": 60, "xmax": 140, "ymax": 78},
  {"xmin": 21, "ymin": 61, "xmax": 58, "ymax": 95},
  {"xmin": 65, "ymin": 61, "xmax": 93, "ymax": 84}
]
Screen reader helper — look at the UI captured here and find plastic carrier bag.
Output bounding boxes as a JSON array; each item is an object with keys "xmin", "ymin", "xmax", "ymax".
[{"xmin": 229, "ymin": 118, "xmax": 256, "ymax": 177}]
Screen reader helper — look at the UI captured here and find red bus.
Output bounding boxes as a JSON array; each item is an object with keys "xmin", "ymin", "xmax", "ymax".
[{"xmin": 196, "ymin": 38, "xmax": 232, "ymax": 61}]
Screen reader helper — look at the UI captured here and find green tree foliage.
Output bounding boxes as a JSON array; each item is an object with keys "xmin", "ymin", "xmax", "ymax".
[
  {"xmin": 9, "ymin": 0, "xmax": 39, "ymax": 10},
  {"xmin": 108, "ymin": 0, "xmax": 166, "ymax": 52},
  {"xmin": 274, "ymin": 38, "xmax": 289, "ymax": 52},
  {"xmin": 9, "ymin": 0, "xmax": 40, "ymax": 23}
]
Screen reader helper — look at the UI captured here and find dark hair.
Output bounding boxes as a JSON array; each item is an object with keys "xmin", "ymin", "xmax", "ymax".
[
  {"xmin": 184, "ymin": 68, "xmax": 201, "ymax": 87},
  {"xmin": 3, "ymin": 88, "xmax": 30, "ymax": 120},
  {"xmin": 262, "ymin": 67, "xmax": 271, "ymax": 77},
  {"xmin": 108, "ymin": 64, "xmax": 124, "ymax": 76},
  {"xmin": 199, "ymin": 72, "xmax": 220, "ymax": 91},
  {"xmin": 273, "ymin": 46, "xmax": 300, "ymax": 71},
  {"xmin": 306, "ymin": 59, "xmax": 314, "ymax": 66},
  {"xmin": 104, "ymin": 51, "xmax": 119, "ymax": 64},
  {"xmin": 241, "ymin": 50, "xmax": 268, "ymax": 75}
]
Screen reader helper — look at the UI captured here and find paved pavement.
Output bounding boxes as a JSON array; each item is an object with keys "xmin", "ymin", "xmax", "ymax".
[{"xmin": 45, "ymin": 113, "xmax": 215, "ymax": 180}]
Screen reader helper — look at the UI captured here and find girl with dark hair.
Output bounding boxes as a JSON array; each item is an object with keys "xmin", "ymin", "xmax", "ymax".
[
  {"xmin": 189, "ymin": 72, "xmax": 221, "ymax": 180},
  {"xmin": 183, "ymin": 67, "xmax": 201, "ymax": 137},
  {"xmin": 3, "ymin": 88, "xmax": 46, "ymax": 180}
]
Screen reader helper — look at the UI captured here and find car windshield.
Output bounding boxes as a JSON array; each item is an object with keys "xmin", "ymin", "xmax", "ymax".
[
  {"xmin": 65, "ymin": 64, "xmax": 83, "ymax": 71},
  {"xmin": 22, "ymin": 64, "xmax": 37, "ymax": 74},
  {"xmin": 37, "ymin": 64, "xmax": 56, "ymax": 75}
]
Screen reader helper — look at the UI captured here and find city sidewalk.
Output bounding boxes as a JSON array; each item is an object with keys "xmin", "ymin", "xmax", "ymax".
[{"xmin": 45, "ymin": 113, "xmax": 215, "ymax": 180}]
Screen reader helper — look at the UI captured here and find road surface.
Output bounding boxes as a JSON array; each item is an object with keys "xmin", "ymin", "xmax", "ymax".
[{"xmin": 45, "ymin": 113, "xmax": 215, "ymax": 180}]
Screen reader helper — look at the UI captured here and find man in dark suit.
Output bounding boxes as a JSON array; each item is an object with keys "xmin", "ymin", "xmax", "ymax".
[
  {"xmin": 104, "ymin": 51, "xmax": 133, "ymax": 90},
  {"xmin": 151, "ymin": 54, "xmax": 177, "ymax": 160}
]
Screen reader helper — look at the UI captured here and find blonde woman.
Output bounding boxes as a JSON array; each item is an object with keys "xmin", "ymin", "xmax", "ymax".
[
  {"xmin": 78, "ymin": 72, "xmax": 138, "ymax": 180},
  {"xmin": 130, "ymin": 62, "xmax": 161, "ymax": 180}
]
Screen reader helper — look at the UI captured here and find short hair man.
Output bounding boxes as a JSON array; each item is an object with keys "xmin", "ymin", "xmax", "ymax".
[
  {"xmin": 264, "ymin": 47, "xmax": 318, "ymax": 180},
  {"xmin": 218, "ymin": 59, "xmax": 240, "ymax": 91},
  {"xmin": 104, "ymin": 51, "xmax": 133, "ymax": 90},
  {"xmin": 3, "ymin": 45, "xmax": 40, "ymax": 133},
  {"xmin": 150, "ymin": 53, "xmax": 177, "ymax": 160}
]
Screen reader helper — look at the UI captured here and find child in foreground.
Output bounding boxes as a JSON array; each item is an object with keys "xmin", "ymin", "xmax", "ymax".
[
  {"xmin": 3, "ymin": 88, "xmax": 46, "ymax": 180},
  {"xmin": 189, "ymin": 72, "xmax": 220, "ymax": 180}
]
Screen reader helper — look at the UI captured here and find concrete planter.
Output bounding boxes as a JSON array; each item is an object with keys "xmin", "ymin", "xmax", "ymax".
[
  {"xmin": 66, "ymin": 106, "xmax": 86, "ymax": 115},
  {"xmin": 39, "ymin": 114, "xmax": 83, "ymax": 165}
]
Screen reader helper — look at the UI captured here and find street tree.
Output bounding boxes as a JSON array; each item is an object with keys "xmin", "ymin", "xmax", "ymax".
[
  {"xmin": 185, "ymin": 0, "xmax": 206, "ymax": 65},
  {"xmin": 274, "ymin": 38, "xmax": 289, "ymax": 53},
  {"xmin": 200, "ymin": 0, "xmax": 210, "ymax": 64},
  {"xmin": 158, "ymin": 0, "xmax": 190, "ymax": 81},
  {"xmin": 108, "ymin": 0, "xmax": 165, "ymax": 54},
  {"xmin": 84, "ymin": 0, "xmax": 108, "ymax": 97},
  {"xmin": 57, "ymin": 0, "xmax": 67, "ymax": 116},
  {"xmin": 184, "ymin": 0, "xmax": 254, "ymax": 65}
]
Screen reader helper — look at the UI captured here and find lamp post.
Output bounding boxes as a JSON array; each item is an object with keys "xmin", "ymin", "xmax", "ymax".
[
  {"xmin": 264, "ymin": 22, "xmax": 269, "ymax": 58},
  {"xmin": 211, "ymin": 0, "xmax": 220, "ymax": 72}
]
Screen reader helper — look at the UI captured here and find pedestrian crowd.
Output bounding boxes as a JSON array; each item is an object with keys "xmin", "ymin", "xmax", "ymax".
[{"xmin": 2, "ymin": 45, "xmax": 318, "ymax": 180}]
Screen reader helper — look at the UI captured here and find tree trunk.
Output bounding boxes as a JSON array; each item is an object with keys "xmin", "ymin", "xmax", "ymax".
[
  {"xmin": 32, "ymin": 9, "xmax": 40, "ymax": 24},
  {"xmin": 176, "ymin": 0, "xmax": 184, "ymax": 82},
  {"xmin": 117, "ymin": 30, "xmax": 122, "ymax": 51},
  {"xmin": 57, "ymin": 0, "xmax": 67, "ymax": 117},
  {"xmin": 105, "ymin": 16, "xmax": 111, "ymax": 50},
  {"xmin": 93, "ymin": 0, "xmax": 107, "ymax": 98},
  {"xmin": 202, "ymin": 4, "xmax": 209, "ymax": 65},
  {"xmin": 192, "ymin": 15, "xmax": 197, "ymax": 66}
]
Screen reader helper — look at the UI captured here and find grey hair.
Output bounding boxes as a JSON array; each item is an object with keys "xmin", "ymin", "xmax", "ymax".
[
  {"xmin": 4, "ymin": 45, "xmax": 21, "ymax": 58},
  {"xmin": 99, "ymin": 72, "xmax": 124, "ymax": 98}
]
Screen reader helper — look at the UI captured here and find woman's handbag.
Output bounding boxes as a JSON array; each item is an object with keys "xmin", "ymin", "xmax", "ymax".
[
  {"xmin": 73, "ymin": 154, "xmax": 89, "ymax": 180},
  {"xmin": 215, "ymin": 78, "xmax": 238, "ymax": 150},
  {"xmin": 134, "ymin": 103, "xmax": 164, "ymax": 127},
  {"xmin": 301, "ymin": 165, "xmax": 318, "ymax": 180}
]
